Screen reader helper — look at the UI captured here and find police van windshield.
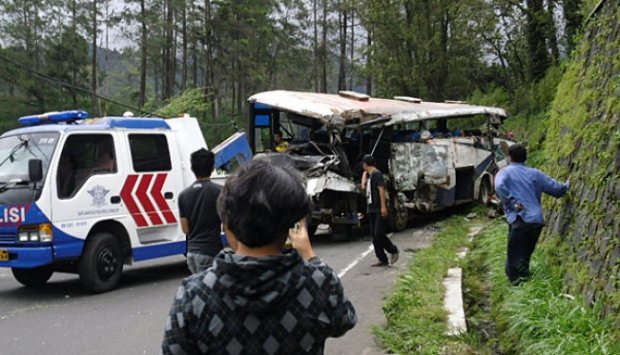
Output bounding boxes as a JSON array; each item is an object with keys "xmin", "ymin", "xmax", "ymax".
[{"xmin": 0, "ymin": 132, "xmax": 58, "ymax": 194}]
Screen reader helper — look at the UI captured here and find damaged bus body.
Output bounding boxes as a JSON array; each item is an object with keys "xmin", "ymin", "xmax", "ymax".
[{"xmin": 248, "ymin": 90, "xmax": 512, "ymax": 235}]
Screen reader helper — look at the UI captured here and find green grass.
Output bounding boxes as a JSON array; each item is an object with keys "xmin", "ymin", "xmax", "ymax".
[
  {"xmin": 377, "ymin": 214, "xmax": 620, "ymax": 354},
  {"xmin": 465, "ymin": 220, "xmax": 620, "ymax": 355},
  {"xmin": 374, "ymin": 210, "xmax": 485, "ymax": 354}
]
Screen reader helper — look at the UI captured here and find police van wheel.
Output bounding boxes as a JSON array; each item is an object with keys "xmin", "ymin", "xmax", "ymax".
[
  {"xmin": 79, "ymin": 233, "xmax": 124, "ymax": 293},
  {"xmin": 12, "ymin": 266, "xmax": 53, "ymax": 286}
]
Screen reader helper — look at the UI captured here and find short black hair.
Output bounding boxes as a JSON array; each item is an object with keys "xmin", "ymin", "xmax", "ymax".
[
  {"xmin": 217, "ymin": 159, "xmax": 309, "ymax": 248},
  {"xmin": 508, "ymin": 144, "xmax": 527, "ymax": 163},
  {"xmin": 190, "ymin": 148, "xmax": 215, "ymax": 178},
  {"xmin": 362, "ymin": 154, "xmax": 376, "ymax": 167}
]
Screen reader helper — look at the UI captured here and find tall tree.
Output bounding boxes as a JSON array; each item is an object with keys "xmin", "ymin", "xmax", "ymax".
[
  {"xmin": 525, "ymin": 0, "xmax": 549, "ymax": 82},
  {"xmin": 563, "ymin": 0, "xmax": 583, "ymax": 54}
]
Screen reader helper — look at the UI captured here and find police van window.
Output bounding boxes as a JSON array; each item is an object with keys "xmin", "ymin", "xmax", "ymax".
[
  {"xmin": 57, "ymin": 134, "xmax": 116, "ymax": 198},
  {"xmin": 129, "ymin": 134, "xmax": 172, "ymax": 172}
]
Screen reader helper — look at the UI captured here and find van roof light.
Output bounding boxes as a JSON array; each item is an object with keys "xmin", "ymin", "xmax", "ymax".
[
  {"xmin": 338, "ymin": 91, "xmax": 370, "ymax": 101},
  {"xmin": 18, "ymin": 110, "xmax": 89, "ymax": 126}
]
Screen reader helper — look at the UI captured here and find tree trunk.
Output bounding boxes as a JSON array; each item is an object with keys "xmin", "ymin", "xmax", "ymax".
[
  {"xmin": 181, "ymin": 0, "xmax": 188, "ymax": 92},
  {"xmin": 526, "ymin": 0, "xmax": 549, "ymax": 82},
  {"xmin": 337, "ymin": 3, "xmax": 347, "ymax": 91},
  {"xmin": 321, "ymin": 0, "xmax": 328, "ymax": 93},
  {"xmin": 163, "ymin": 0, "xmax": 175, "ymax": 100},
  {"xmin": 563, "ymin": 0, "xmax": 582, "ymax": 54},
  {"xmin": 139, "ymin": 0, "xmax": 147, "ymax": 108},
  {"xmin": 546, "ymin": 0, "xmax": 559, "ymax": 65},
  {"xmin": 313, "ymin": 0, "xmax": 319, "ymax": 91},
  {"xmin": 349, "ymin": 7, "xmax": 354, "ymax": 90},
  {"xmin": 91, "ymin": 0, "xmax": 98, "ymax": 115},
  {"xmin": 366, "ymin": 29, "xmax": 372, "ymax": 95}
]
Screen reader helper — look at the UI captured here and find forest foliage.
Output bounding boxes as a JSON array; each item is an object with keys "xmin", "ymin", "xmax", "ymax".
[{"xmin": 0, "ymin": 0, "xmax": 596, "ymax": 145}]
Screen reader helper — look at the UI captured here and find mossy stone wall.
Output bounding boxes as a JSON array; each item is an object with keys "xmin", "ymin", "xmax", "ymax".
[{"xmin": 543, "ymin": 0, "xmax": 620, "ymax": 322}]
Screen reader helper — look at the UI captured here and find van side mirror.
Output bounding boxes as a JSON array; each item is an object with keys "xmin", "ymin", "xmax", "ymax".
[{"xmin": 28, "ymin": 159, "xmax": 43, "ymax": 182}]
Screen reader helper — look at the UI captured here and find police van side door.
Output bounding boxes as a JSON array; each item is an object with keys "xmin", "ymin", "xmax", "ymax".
[
  {"xmin": 121, "ymin": 132, "xmax": 184, "ymax": 260},
  {"xmin": 51, "ymin": 132, "xmax": 122, "ymax": 260}
]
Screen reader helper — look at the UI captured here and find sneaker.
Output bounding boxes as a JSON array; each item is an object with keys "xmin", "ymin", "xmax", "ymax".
[
  {"xmin": 371, "ymin": 260, "xmax": 389, "ymax": 267},
  {"xmin": 390, "ymin": 252, "xmax": 399, "ymax": 265}
]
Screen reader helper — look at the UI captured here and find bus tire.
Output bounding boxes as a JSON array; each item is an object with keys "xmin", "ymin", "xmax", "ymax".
[
  {"xmin": 389, "ymin": 201, "xmax": 409, "ymax": 232},
  {"xmin": 478, "ymin": 177, "xmax": 491, "ymax": 205},
  {"xmin": 79, "ymin": 232, "xmax": 124, "ymax": 293},
  {"xmin": 12, "ymin": 266, "xmax": 53, "ymax": 286}
]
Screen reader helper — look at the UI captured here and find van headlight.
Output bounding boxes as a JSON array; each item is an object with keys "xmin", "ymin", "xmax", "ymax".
[{"xmin": 18, "ymin": 224, "xmax": 53, "ymax": 243}]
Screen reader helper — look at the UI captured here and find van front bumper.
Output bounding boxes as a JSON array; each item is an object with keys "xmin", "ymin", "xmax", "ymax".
[{"xmin": 0, "ymin": 246, "xmax": 53, "ymax": 268}]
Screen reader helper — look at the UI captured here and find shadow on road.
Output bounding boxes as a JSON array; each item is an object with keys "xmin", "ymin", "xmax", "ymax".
[{"xmin": 0, "ymin": 260, "xmax": 189, "ymax": 300}]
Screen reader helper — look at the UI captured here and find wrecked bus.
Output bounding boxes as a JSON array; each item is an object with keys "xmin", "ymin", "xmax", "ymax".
[{"xmin": 247, "ymin": 90, "xmax": 512, "ymax": 236}]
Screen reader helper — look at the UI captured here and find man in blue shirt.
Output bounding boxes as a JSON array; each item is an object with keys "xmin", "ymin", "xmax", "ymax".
[{"xmin": 495, "ymin": 144, "xmax": 570, "ymax": 285}]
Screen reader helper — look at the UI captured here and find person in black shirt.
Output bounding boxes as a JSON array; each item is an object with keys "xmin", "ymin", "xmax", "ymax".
[
  {"xmin": 361, "ymin": 155, "xmax": 399, "ymax": 267},
  {"xmin": 178, "ymin": 148, "xmax": 222, "ymax": 273}
]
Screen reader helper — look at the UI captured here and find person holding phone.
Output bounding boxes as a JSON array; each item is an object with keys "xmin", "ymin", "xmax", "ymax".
[{"xmin": 162, "ymin": 159, "xmax": 357, "ymax": 354}]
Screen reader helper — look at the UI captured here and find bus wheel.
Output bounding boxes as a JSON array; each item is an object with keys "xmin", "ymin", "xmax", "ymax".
[
  {"xmin": 390, "ymin": 202, "xmax": 409, "ymax": 232},
  {"xmin": 478, "ymin": 178, "xmax": 491, "ymax": 205},
  {"xmin": 79, "ymin": 233, "xmax": 123, "ymax": 293},
  {"xmin": 12, "ymin": 266, "xmax": 53, "ymax": 286},
  {"xmin": 331, "ymin": 225, "xmax": 354, "ymax": 241}
]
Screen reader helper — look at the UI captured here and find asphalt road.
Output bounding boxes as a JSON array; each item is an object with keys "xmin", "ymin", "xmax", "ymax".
[{"xmin": 0, "ymin": 224, "xmax": 438, "ymax": 355}]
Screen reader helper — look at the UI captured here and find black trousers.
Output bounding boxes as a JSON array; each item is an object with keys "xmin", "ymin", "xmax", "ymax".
[
  {"xmin": 369, "ymin": 212, "xmax": 398, "ymax": 264},
  {"xmin": 506, "ymin": 218, "xmax": 543, "ymax": 284}
]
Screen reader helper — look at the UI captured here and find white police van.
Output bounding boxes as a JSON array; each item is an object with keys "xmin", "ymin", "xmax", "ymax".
[{"xmin": 0, "ymin": 111, "xmax": 251, "ymax": 292}]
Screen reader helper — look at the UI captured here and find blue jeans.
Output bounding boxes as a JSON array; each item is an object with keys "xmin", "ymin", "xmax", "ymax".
[{"xmin": 187, "ymin": 252, "xmax": 215, "ymax": 274}]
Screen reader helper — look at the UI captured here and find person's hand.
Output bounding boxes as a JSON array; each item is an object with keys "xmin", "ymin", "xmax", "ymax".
[
  {"xmin": 381, "ymin": 206, "xmax": 388, "ymax": 218},
  {"xmin": 289, "ymin": 219, "xmax": 315, "ymax": 260}
]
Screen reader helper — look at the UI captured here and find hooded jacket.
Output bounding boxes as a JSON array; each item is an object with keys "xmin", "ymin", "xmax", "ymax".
[{"xmin": 162, "ymin": 249, "xmax": 357, "ymax": 354}]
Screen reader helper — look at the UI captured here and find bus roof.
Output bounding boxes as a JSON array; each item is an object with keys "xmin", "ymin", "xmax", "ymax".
[{"xmin": 248, "ymin": 90, "xmax": 507, "ymax": 128}]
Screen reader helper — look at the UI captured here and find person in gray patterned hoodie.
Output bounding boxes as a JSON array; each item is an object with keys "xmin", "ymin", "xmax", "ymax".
[{"xmin": 162, "ymin": 159, "xmax": 357, "ymax": 354}]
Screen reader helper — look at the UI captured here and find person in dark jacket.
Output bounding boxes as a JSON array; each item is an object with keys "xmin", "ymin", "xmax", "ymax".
[
  {"xmin": 178, "ymin": 148, "xmax": 222, "ymax": 273},
  {"xmin": 495, "ymin": 143, "xmax": 570, "ymax": 285},
  {"xmin": 162, "ymin": 159, "xmax": 357, "ymax": 354}
]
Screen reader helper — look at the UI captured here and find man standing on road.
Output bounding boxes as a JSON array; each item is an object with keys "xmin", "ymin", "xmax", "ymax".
[
  {"xmin": 178, "ymin": 148, "xmax": 222, "ymax": 273},
  {"xmin": 361, "ymin": 155, "xmax": 399, "ymax": 267},
  {"xmin": 495, "ymin": 143, "xmax": 570, "ymax": 285}
]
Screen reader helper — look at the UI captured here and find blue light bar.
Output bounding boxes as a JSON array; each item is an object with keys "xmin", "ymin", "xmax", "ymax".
[{"xmin": 18, "ymin": 110, "xmax": 89, "ymax": 126}]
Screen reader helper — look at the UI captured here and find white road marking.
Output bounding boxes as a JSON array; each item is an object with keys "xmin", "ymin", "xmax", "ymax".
[
  {"xmin": 336, "ymin": 233, "xmax": 394, "ymax": 278},
  {"xmin": 337, "ymin": 244, "xmax": 374, "ymax": 278}
]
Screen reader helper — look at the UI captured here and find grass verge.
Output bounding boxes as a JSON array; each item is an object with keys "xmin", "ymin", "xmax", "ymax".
[
  {"xmin": 376, "ymin": 212, "xmax": 620, "ymax": 354},
  {"xmin": 464, "ymin": 220, "xmax": 620, "ymax": 355},
  {"xmin": 373, "ymin": 210, "xmax": 484, "ymax": 354}
]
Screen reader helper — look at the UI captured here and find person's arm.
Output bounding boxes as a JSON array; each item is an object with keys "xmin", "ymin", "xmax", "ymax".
[
  {"xmin": 376, "ymin": 173, "xmax": 388, "ymax": 218},
  {"xmin": 378, "ymin": 185, "xmax": 388, "ymax": 218},
  {"xmin": 180, "ymin": 218, "xmax": 190, "ymax": 235},
  {"xmin": 494, "ymin": 169, "xmax": 520, "ymax": 209},
  {"xmin": 178, "ymin": 193, "xmax": 190, "ymax": 235},
  {"xmin": 309, "ymin": 262, "xmax": 356, "ymax": 337},
  {"xmin": 161, "ymin": 281, "xmax": 200, "ymax": 354},
  {"xmin": 360, "ymin": 171, "xmax": 368, "ymax": 191},
  {"xmin": 538, "ymin": 170, "xmax": 570, "ymax": 197}
]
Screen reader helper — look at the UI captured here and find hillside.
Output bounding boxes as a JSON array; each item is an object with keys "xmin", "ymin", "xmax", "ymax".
[{"xmin": 543, "ymin": 0, "xmax": 620, "ymax": 320}]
